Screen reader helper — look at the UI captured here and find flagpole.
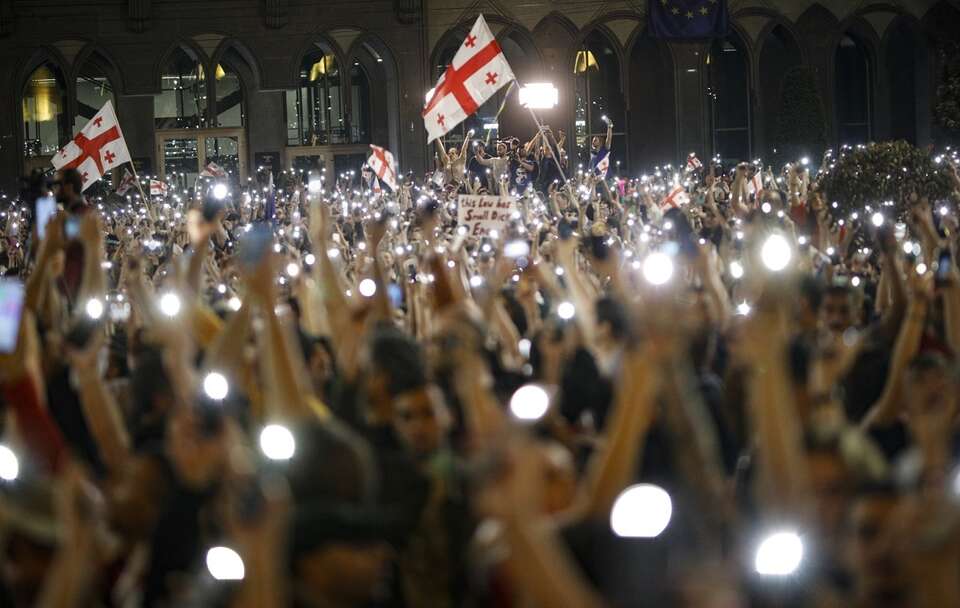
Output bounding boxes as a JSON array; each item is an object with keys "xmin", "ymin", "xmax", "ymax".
[{"xmin": 125, "ymin": 161, "xmax": 155, "ymax": 221}]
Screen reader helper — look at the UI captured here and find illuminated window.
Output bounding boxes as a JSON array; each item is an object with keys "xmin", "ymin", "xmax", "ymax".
[
  {"xmin": 23, "ymin": 62, "xmax": 67, "ymax": 157},
  {"xmin": 155, "ymin": 47, "xmax": 206, "ymax": 129}
]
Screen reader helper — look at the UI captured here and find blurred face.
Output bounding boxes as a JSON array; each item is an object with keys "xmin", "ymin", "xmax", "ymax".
[
  {"xmin": 497, "ymin": 143, "xmax": 507, "ymax": 156},
  {"xmin": 821, "ymin": 291, "xmax": 856, "ymax": 334},
  {"xmin": 393, "ymin": 386, "xmax": 448, "ymax": 459},
  {"xmin": 591, "ymin": 136, "xmax": 601, "ymax": 150},
  {"xmin": 849, "ymin": 496, "xmax": 910, "ymax": 605},
  {"xmin": 448, "ymin": 147, "xmax": 457, "ymax": 159},
  {"xmin": 541, "ymin": 443, "xmax": 576, "ymax": 515},
  {"xmin": 904, "ymin": 367, "xmax": 957, "ymax": 446},
  {"xmin": 298, "ymin": 542, "xmax": 394, "ymax": 605}
]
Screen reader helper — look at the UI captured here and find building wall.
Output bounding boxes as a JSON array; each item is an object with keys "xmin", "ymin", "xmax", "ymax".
[{"xmin": 0, "ymin": 0, "xmax": 958, "ymax": 191}]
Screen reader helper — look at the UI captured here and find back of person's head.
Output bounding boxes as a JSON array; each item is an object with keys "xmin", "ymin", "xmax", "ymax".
[
  {"xmin": 369, "ymin": 324, "xmax": 426, "ymax": 398},
  {"xmin": 59, "ymin": 168, "xmax": 83, "ymax": 197},
  {"xmin": 595, "ymin": 296, "xmax": 629, "ymax": 342}
]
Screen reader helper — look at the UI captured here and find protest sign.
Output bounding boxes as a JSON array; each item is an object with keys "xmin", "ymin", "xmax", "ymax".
[{"xmin": 457, "ymin": 194, "xmax": 516, "ymax": 236}]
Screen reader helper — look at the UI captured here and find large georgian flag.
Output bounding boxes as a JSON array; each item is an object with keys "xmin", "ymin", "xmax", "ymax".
[
  {"xmin": 52, "ymin": 101, "xmax": 131, "ymax": 192},
  {"xmin": 423, "ymin": 14, "xmax": 516, "ymax": 143},
  {"xmin": 367, "ymin": 144, "xmax": 399, "ymax": 192}
]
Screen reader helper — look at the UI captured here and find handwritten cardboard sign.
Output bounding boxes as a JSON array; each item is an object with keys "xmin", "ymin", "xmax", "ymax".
[{"xmin": 457, "ymin": 194, "xmax": 517, "ymax": 236}]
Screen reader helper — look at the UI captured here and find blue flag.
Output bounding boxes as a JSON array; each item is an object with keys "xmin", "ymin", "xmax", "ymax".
[{"xmin": 649, "ymin": 0, "xmax": 728, "ymax": 39}]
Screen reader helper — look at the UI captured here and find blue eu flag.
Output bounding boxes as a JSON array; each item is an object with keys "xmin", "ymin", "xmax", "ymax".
[{"xmin": 649, "ymin": 0, "xmax": 728, "ymax": 38}]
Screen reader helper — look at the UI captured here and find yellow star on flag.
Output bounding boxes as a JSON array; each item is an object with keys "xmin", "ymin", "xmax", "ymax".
[
  {"xmin": 700, "ymin": 5, "xmax": 709, "ymax": 14},
  {"xmin": 671, "ymin": 6, "xmax": 679, "ymax": 14},
  {"xmin": 686, "ymin": 10, "xmax": 693, "ymax": 18}
]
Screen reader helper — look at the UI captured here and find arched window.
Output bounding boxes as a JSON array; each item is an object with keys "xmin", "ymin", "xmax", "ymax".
[
  {"xmin": 707, "ymin": 35, "xmax": 750, "ymax": 162},
  {"xmin": 886, "ymin": 21, "xmax": 920, "ymax": 143},
  {"xmin": 287, "ymin": 45, "xmax": 346, "ymax": 145},
  {"xmin": 214, "ymin": 56, "xmax": 244, "ymax": 127},
  {"xmin": 350, "ymin": 60, "xmax": 371, "ymax": 143},
  {"xmin": 23, "ymin": 62, "xmax": 68, "ymax": 157},
  {"xmin": 759, "ymin": 26, "xmax": 801, "ymax": 154},
  {"xmin": 155, "ymin": 46, "xmax": 206, "ymax": 129},
  {"xmin": 835, "ymin": 34, "xmax": 871, "ymax": 144},
  {"xmin": 629, "ymin": 35, "xmax": 676, "ymax": 168},
  {"xmin": 75, "ymin": 52, "xmax": 116, "ymax": 135},
  {"xmin": 574, "ymin": 31, "xmax": 624, "ymax": 167}
]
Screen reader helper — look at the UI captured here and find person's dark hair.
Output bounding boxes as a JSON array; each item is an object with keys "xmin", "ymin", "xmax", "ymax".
[
  {"xmin": 824, "ymin": 283, "xmax": 854, "ymax": 302},
  {"xmin": 595, "ymin": 296, "xmax": 629, "ymax": 341},
  {"xmin": 798, "ymin": 275, "xmax": 824, "ymax": 311},
  {"xmin": 907, "ymin": 351, "xmax": 957, "ymax": 381},
  {"xmin": 370, "ymin": 325, "xmax": 426, "ymax": 397},
  {"xmin": 59, "ymin": 168, "xmax": 83, "ymax": 195}
]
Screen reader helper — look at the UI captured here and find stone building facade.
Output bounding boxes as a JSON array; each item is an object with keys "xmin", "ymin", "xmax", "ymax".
[{"xmin": 0, "ymin": 0, "xmax": 958, "ymax": 191}]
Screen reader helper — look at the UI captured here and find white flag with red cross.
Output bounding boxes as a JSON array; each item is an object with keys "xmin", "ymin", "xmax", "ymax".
[
  {"xmin": 116, "ymin": 168, "xmax": 137, "ymax": 196},
  {"xmin": 200, "ymin": 162, "xmax": 228, "ymax": 179},
  {"xmin": 747, "ymin": 171, "xmax": 763, "ymax": 199},
  {"xmin": 686, "ymin": 153, "xmax": 702, "ymax": 172},
  {"xmin": 423, "ymin": 14, "xmax": 516, "ymax": 143},
  {"xmin": 51, "ymin": 101, "xmax": 131, "ymax": 192},
  {"xmin": 367, "ymin": 144, "xmax": 398, "ymax": 192},
  {"xmin": 661, "ymin": 183, "xmax": 689, "ymax": 210},
  {"xmin": 149, "ymin": 180, "xmax": 168, "ymax": 197}
]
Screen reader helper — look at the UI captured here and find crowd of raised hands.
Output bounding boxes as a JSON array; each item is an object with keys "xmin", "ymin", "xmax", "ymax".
[{"xmin": 2, "ymin": 140, "xmax": 960, "ymax": 608}]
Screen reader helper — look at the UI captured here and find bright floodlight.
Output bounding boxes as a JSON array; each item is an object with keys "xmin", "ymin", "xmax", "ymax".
[
  {"xmin": 518, "ymin": 83, "xmax": 559, "ymax": 109},
  {"xmin": 358, "ymin": 278, "xmax": 377, "ymax": 297},
  {"xmin": 259, "ymin": 424, "xmax": 296, "ymax": 461},
  {"xmin": 557, "ymin": 301, "xmax": 576, "ymax": 320},
  {"xmin": 760, "ymin": 234, "xmax": 792, "ymax": 272},
  {"xmin": 159, "ymin": 292, "xmax": 182, "ymax": 317},
  {"xmin": 0, "ymin": 445, "xmax": 19, "ymax": 481},
  {"xmin": 212, "ymin": 183, "xmax": 228, "ymax": 200},
  {"xmin": 85, "ymin": 297, "xmax": 104, "ymax": 320},
  {"xmin": 206, "ymin": 546, "xmax": 245, "ymax": 581},
  {"xmin": 643, "ymin": 252, "xmax": 674, "ymax": 285},
  {"xmin": 509, "ymin": 384, "xmax": 550, "ymax": 421},
  {"xmin": 729, "ymin": 260, "xmax": 744, "ymax": 280},
  {"xmin": 610, "ymin": 484, "xmax": 673, "ymax": 538},
  {"xmin": 871, "ymin": 212, "xmax": 884, "ymax": 227},
  {"xmin": 755, "ymin": 530, "xmax": 804, "ymax": 576}
]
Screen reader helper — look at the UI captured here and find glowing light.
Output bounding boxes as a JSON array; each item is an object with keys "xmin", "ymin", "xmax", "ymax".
[
  {"xmin": 358, "ymin": 278, "xmax": 377, "ymax": 297},
  {"xmin": 286, "ymin": 262, "xmax": 300, "ymax": 278},
  {"xmin": 259, "ymin": 424, "xmax": 296, "ymax": 461},
  {"xmin": 206, "ymin": 546, "xmax": 245, "ymax": 581},
  {"xmin": 304, "ymin": 253, "xmax": 316, "ymax": 265},
  {"xmin": 871, "ymin": 212, "xmax": 884, "ymax": 227},
  {"xmin": 518, "ymin": 83, "xmax": 559, "ymax": 109},
  {"xmin": 0, "ymin": 445, "xmax": 19, "ymax": 481},
  {"xmin": 228, "ymin": 297, "xmax": 242, "ymax": 311},
  {"xmin": 557, "ymin": 301, "xmax": 576, "ymax": 320},
  {"xmin": 755, "ymin": 531, "xmax": 804, "ymax": 576},
  {"xmin": 610, "ymin": 484, "xmax": 672, "ymax": 538},
  {"xmin": 643, "ymin": 252, "xmax": 674, "ymax": 285},
  {"xmin": 203, "ymin": 371, "xmax": 229, "ymax": 400},
  {"xmin": 736, "ymin": 301, "xmax": 752, "ymax": 316},
  {"xmin": 212, "ymin": 183, "xmax": 228, "ymax": 200},
  {"xmin": 159, "ymin": 292, "xmax": 182, "ymax": 317},
  {"xmin": 761, "ymin": 234, "xmax": 792, "ymax": 272},
  {"xmin": 509, "ymin": 384, "xmax": 550, "ymax": 421},
  {"xmin": 85, "ymin": 297, "xmax": 104, "ymax": 320},
  {"xmin": 729, "ymin": 260, "xmax": 744, "ymax": 280}
]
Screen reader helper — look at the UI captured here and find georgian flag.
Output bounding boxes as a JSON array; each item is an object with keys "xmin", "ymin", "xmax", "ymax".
[
  {"xmin": 595, "ymin": 150, "xmax": 610, "ymax": 179},
  {"xmin": 747, "ymin": 171, "xmax": 763, "ymax": 199},
  {"xmin": 423, "ymin": 15, "xmax": 516, "ymax": 143},
  {"xmin": 367, "ymin": 144, "xmax": 398, "ymax": 191},
  {"xmin": 200, "ymin": 162, "xmax": 227, "ymax": 178},
  {"xmin": 52, "ymin": 100, "xmax": 131, "ymax": 192},
  {"xmin": 149, "ymin": 180, "xmax": 168, "ymax": 197},
  {"xmin": 116, "ymin": 168, "xmax": 137, "ymax": 196},
  {"xmin": 661, "ymin": 183, "xmax": 689, "ymax": 209},
  {"xmin": 686, "ymin": 153, "xmax": 702, "ymax": 172}
]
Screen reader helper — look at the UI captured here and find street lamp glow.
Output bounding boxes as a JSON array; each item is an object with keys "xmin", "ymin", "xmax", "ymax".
[
  {"xmin": 610, "ymin": 484, "xmax": 672, "ymax": 538},
  {"xmin": 518, "ymin": 83, "xmax": 559, "ymax": 109}
]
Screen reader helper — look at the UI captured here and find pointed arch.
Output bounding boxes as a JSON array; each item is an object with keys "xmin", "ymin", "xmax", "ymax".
[
  {"xmin": 706, "ymin": 27, "xmax": 752, "ymax": 161},
  {"xmin": 833, "ymin": 19, "xmax": 878, "ymax": 145},
  {"xmin": 882, "ymin": 14, "xmax": 929, "ymax": 144},
  {"xmin": 288, "ymin": 34, "xmax": 347, "ymax": 89},
  {"xmin": 18, "ymin": 47, "xmax": 71, "ymax": 158},
  {"xmin": 73, "ymin": 45, "xmax": 122, "ymax": 134},
  {"xmin": 627, "ymin": 26, "xmax": 677, "ymax": 168},
  {"xmin": 573, "ymin": 26, "xmax": 626, "ymax": 168},
  {"xmin": 758, "ymin": 23, "xmax": 803, "ymax": 155},
  {"xmin": 211, "ymin": 38, "xmax": 262, "ymax": 91},
  {"xmin": 345, "ymin": 33, "xmax": 401, "ymax": 151}
]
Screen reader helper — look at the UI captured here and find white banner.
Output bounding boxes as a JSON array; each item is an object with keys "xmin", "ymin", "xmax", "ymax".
[{"xmin": 457, "ymin": 194, "xmax": 516, "ymax": 236}]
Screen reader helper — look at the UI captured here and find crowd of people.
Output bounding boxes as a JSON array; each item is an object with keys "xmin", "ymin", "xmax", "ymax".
[{"xmin": 1, "ymin": 121, "xmax": 960, "ymax": 608}]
